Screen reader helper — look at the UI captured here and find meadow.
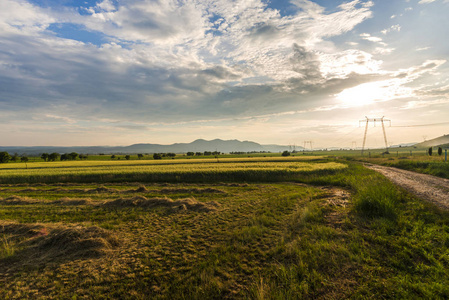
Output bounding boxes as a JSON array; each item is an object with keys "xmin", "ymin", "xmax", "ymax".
[{"xmin": 1, "ymin": 156, "xmax": 449, "ymax": 298}]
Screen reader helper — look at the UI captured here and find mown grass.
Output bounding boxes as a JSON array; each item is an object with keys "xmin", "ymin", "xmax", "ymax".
[{"xmin": 1, "ymin": 160, "xmax": 449, "ymax": 298}]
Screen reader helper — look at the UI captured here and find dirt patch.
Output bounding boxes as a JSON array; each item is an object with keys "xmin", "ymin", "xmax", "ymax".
[
  {"xmin": 365, "ymin": 164, "xmax": 449, "ymax": 210},
  {"xmin": 319, "ymin": 187, "xmax": 351, "ymax": 207},
  {"xmin": 0, "ymin": 196, "xmax": 38, "ymax": 205},
  {"xmin": 103, "ymin": 196, "xmax": 220, "ymax": 212}
]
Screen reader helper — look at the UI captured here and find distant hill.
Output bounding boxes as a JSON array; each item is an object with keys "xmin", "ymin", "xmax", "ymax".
[
  {"xmin": 0, "ymin": 139, "xmax": 297, "ymax": 155},
  {"xmin": 414, "ymin": 134, "xmax": 449, "ymax": 148}
]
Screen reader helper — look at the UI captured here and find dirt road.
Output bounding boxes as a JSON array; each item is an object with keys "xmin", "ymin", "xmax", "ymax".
[{"xmin": 365, "ymin": 164, "xmax": 449, "ymax": 210}]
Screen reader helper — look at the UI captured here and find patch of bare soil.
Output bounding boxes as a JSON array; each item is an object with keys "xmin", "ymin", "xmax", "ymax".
[
  {"xmin": 103, "ymin": 196, "xmax": 220, "ymax": 212},
  {"xmin": 317, "ymin": 187, "xmax": 351, "ymax": 228},
  {"xmin": 365, "ymin": 164, "xmax": 449, "ymax": 210}
]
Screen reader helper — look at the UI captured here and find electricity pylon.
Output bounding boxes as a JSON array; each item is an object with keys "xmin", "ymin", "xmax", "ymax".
[
  {"xmin": 303, "ymin": 141, "xmax": 313, "ymax": 151},
  {"xmin": 359, "ymin": 116, "xmax": 391, "ymax": 155}
]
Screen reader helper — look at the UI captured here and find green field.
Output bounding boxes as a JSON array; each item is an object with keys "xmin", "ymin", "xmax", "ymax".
[{"xmin": 1, "ymin": 157, "xmax": 449, "ymax": 298}]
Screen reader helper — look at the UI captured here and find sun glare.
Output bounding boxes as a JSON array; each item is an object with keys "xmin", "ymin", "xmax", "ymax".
[{"xmin": 336, "ymin": 79, "xmax": 412, "ymax": 108}]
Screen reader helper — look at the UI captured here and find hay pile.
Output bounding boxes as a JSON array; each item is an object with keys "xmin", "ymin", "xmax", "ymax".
[
  {"xmin": 159, "ymin": 187, "xmax": 226, "ymax": 194},
  {"xmin": 1, "ymin": 222, "xmax": 121, "ymax": 263},
  {"xmin": 28, "ymin": 226, "xmax": 120, "ymax": 260},
  {"xmin": 104, "ymin": 196, "xmax": 220, "ymax": 212},
  {"xmin": 51, "ymin": 197, "xmax": 93, "ymax": 206},
  {"xmin": 0, "ymin": 196, "xmax": 37, "ymax": 205}
]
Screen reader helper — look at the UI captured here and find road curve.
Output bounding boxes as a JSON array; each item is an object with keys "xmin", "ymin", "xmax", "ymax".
[{"xmin": 365, "ymin": 163, "xmax": 449, "ymax": 210}]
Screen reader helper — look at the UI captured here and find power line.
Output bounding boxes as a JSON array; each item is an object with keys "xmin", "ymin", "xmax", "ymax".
[{"xmin": 392, "ymin": 121, "xmax": 449, "ymax": 128}]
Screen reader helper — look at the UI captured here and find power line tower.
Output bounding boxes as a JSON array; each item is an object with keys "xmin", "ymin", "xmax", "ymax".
[
  {"xmin": 303, "ymin": 141, "xmax": 313, "ymax": 151},
  {"xmin": 359, "ymin": 116, "xmax": 391, "ymax": 155}
]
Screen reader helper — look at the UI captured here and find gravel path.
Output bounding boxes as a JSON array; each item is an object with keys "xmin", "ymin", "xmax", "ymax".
[{"xmin": 365, "ymin": 164, "xmax": 449, "ymax": 210}]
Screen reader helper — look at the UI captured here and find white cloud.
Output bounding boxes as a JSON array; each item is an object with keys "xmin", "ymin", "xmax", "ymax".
[
  {"xmin": 381, "ymin": 24, "xmax": 401, "ymax": 35},
  {"xmin": 360, "ymin": 33, "xmax": 383, "ymax": 43}
]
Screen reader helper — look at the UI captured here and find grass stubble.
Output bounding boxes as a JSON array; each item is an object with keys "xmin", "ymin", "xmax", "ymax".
[{"xmin": 0, "ymin": 158, "xmax": 449, "ymax": 298}]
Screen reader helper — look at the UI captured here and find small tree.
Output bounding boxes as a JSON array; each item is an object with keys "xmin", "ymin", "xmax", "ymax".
[
  {"xmin": 186, "ymin": 152, "xmax": 194, "ymax": 156},
  {"xmin": 0, "ymin": 152, "xmax": 11, "ymax": 163},
  {"xmin": 125, "ymin": 155, "xmax": 131, "ymax": 160},
  {"xmin": 20, "ymin": 156, "xmax": 29, "ymax": 162},
  {"xmin": 429, "ymin": 147, "xmax": 433, "ymax": 156},
  {"xmin": 137, "ymin": 154, "xmax": 144, "ymax": 160},
  {"xmin": 438, "ymin": 147, "xmax": 443, "ymax": 156},
  {"xmin": 111, "ymin": 155, "xmax": 116, "ymax": 159},
  {"xmin": 153, "ymin": 153, "xmax": 162, "ymax": 160},
  {"xmin": 282, "ymin": 150, "xmax": 291, "ymax": 157}
]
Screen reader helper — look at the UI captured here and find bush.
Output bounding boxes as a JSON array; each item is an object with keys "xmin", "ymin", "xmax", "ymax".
[{"xmin": 153, "ymin": 153, "xmax": 162, "ymax": 160}]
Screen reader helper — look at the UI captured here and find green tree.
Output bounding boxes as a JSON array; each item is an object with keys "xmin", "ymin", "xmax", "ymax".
[
  {"xmin": 282, "ymin": 150, "xmax": 291, "ymax": 157},
  {"xmin": 153, "ymin": 153, "xmax": 162, "ymax": 160},
  {"xmin": 48, "ymin": 153, "xmax": 60, "ymax": 161},
  {"xmin": 438, "ymin": 147, "xmax": 443, "ymax": 156},
  {"xmin": 20, "ymin": 156, "xmax": 29, "ymax": 162},
  {"xmin": 429, "ymin": 147, "xmax": 433, "ymax": 156},
  {"xmin": 69, "ymin": 152, "xmax": 78, "ymax": 160},
  {"xmin": 11, "ymin": 153, "xmax": 19, "ymax": 162},
  {"xmin": 186, "ymin": 152, "xmax": 194, "ymax": 156},
  {"xmin": 125, "ymin": 155, "xmax": 131, "ymax": 160},
  {"xmin": 111, "ymin": 155, "xmax": 116, "ymax": 159},
  {"xmin": 0, "ymin": 152, "xmax": 11, "ymax": 163},
  {"xmin": 41, "ymin": 153, "xmax": 49, "ymax": 162},
  {"xmin": 137, "ymin": 154, "xmax": 144, "ymax": 159}
]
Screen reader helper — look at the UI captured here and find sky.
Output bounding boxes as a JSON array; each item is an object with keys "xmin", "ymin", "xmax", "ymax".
[{"xmin": 1, "ymin": 0, "xmax": 448, "ymax": 148}]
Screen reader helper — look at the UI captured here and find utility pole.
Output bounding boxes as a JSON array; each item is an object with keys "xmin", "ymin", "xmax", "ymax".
[{"xmin": 359, "ymin": 116, "xmax": 391, "ymax": 155}]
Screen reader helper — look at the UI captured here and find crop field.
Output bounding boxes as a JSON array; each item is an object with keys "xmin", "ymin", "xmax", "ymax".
[
  {"xmin": 2, "ymin": 158, "xmax": 449, "ymax": 298},
  {"xmin": 0, "ymin": 156, "xmax": 345, "ymax": 184}
]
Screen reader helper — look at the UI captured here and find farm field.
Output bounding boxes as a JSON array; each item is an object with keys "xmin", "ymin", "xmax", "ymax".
[
  {"xmin": 1, "ymin": 158, "xmax": 449, "ymax": 298},
  {"xmin": 0, "ymin": 156, "xmax": 344, "ymax": 184}
]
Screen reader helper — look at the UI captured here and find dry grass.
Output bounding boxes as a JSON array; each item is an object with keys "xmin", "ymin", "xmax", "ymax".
[
  {"xmin": 1, "ymin": 221, "xmax": 121, "ymax": 268},
  {"xmin": 0, "ymin": 196, "xmax": 38, "ymax": 205},
  {"xmin": 103, "ymin": 196, "xmax": 220, "ymax": 212}
]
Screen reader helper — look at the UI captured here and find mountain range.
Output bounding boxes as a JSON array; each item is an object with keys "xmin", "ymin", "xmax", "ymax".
[{"xmin": 0, "ymin": 139, "xmax": 296, "ymax": 155}]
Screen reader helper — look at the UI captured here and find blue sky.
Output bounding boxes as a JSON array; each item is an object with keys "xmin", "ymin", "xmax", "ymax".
[{"xmin": 0, "ymin": 0, "xmax": 448, "ymax": 147}]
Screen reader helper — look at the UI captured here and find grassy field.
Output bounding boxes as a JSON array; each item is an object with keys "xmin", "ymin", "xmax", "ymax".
[{"xmin": 1, "ymin": 157, "xmax": 449, "ymax": 298}]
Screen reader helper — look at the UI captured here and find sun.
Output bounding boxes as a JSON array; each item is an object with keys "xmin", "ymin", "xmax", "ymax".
[{"xmin": 336, "ymin": 81, "xmax": 389, "ymax": 107}]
